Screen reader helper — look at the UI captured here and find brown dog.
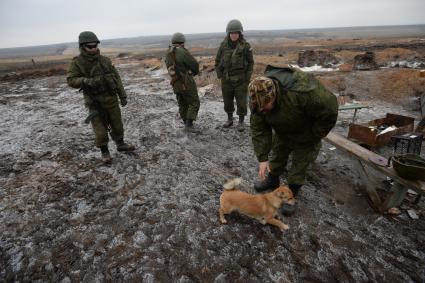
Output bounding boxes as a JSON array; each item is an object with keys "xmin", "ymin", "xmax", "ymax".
[{"xmin": 219, "ymin": 178, "xmax": 295, "ymax": 231}]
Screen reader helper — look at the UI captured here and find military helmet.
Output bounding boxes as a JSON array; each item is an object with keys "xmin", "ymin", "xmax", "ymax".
[
  {"xmin": 171, "ymin": 32, "xmax": 186, "ymax": 44},
  {"xmin": 248, "ymin": 76, "xmax": 277, "ymax": 111},
  {"xmin": 392, "ymin": 154, "xmax": 425, "ymax": 181},
  {"xmin": 226, "ymin": 19, "xmax": 243, "ymax": 33},
  {"xmin": 78, "ymin": 31, "xmax": 100, "ymax": 45}
]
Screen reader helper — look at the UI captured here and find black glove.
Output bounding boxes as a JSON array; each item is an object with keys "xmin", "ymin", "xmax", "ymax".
[{"xmin": 120, "ymin": 97, "xmax": 127, "ymax": 107}]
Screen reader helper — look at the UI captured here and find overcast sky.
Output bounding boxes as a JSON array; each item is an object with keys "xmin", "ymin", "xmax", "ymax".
[{"xmin": 0, "ymin": 0, "xmax": 424, "ymax": 48}]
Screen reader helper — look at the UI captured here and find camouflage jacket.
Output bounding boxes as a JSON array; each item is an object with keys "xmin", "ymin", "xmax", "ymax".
[
  {"xmin": 250, "ymin": 65, "xmax": 338, "ymax": 162},
  {"xmin": 67, "ymin": 48, "xmax": 126, "ymax": 102},
  {"xmin": 215, "ymin": 37, "xmax": 254, "ymax": 81},
  {"xmin": 165, "ymin": 45, "xmax": 199, "ymax": 93}
]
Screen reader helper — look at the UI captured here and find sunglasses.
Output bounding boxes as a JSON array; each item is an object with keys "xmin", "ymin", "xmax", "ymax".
[{"xmin": 85, "ymin": 44, "xmax": 98, "ymax": 49}]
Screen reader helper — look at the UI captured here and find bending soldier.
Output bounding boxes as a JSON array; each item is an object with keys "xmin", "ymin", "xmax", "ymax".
[
  {"xmin": 215, "ymin": 19, "xmax": 254, "ymax": 131},
  {"xmin": 165, "ymin": 32, "xmax": 200, "ymax": 131},
  {"xmin": 249, "ymin": 65, "xmax": 338, "ymax": 215},
  {"xmin": 67, "ymin": 31, "xmax": 135, "ymax": 163}
]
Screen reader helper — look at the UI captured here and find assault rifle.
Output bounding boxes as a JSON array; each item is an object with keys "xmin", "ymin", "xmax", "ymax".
[
  {"xmin": 80, "ymin": 85, "xmax": 111, "ymax": 132},
  {"xmin": 167, "ymin": 46, "xmax": 186, "ymax": 91}
]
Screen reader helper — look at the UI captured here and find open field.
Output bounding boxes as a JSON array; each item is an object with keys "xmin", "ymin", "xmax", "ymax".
[{"xmin": 1, "ymin": 26, "xmax": 425, "ymax": 282}]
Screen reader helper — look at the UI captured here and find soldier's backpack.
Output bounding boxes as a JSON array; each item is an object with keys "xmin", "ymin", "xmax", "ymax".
[{"xmin": 166, "ymin": 47, "xmax": 186, "ymax": 91}]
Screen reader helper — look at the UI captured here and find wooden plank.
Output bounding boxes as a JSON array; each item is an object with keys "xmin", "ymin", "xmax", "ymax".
[
  {"xmin": 338, "ymin": 104, "xmax": 370, "ymax": 111},
  {"xmin": 382, "ymin": 183, "xmax": 409, "ymax": 210},
  {"xmin": 354, "ymin": 159, "xmax": 383, "ymax": 212},
  {"xmin": 324, "ymin": 132, "xmax": 425, "ymax": 194}
]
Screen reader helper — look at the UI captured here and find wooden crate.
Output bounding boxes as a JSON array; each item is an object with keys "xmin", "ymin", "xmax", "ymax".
[{"xmin": 347, "ymin": 113, "xmax": 415, "ymax": 148}]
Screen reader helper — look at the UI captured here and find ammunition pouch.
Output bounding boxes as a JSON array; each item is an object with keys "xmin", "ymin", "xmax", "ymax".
[
  {"xmin": 103, "ymin": 74, "xmax": 118, "ymax": 93},
  {"xmin": 83, "ymin": 74, "xmax": 117, "ymax": 95}
]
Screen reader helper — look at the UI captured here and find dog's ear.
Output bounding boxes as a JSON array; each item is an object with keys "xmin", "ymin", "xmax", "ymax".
[{"xmin": 275, "ymin": 191, "xmax": 285, "ymax": 199}]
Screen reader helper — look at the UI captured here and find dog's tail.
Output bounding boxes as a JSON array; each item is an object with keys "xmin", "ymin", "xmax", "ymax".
[{"xmin": 223, "ymin": 178, "xmax": 242, "ymax": 191}]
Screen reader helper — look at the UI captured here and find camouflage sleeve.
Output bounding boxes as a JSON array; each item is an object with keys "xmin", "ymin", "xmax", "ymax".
[
  {"xmin": 250, "ymin": 112, "xmax": 273, "ymax": 162},
  {"xmin": 301, "ymin": 83, "xmax": 338, "ymax": 139},
  {"xmin": 164, "ymin": 52, "xmax": 172, "ymax": 68},
  {"xmin": 183, "ymin": 50, "xmax": 199, "ymax": 76},
  {"xmin": 215, "ymin": 44, "xmax": 223, "ymax": 79},
  {"xmin": 66, "ymin": 58, "xmax": 85, "ymax": 89},
  {"xmin": 110, "ymin": 61, "xmax": 127, "ymax": 100},
  {"xmin": 245, "ymin": 43, "xmax": 254, "ymax": 81}
]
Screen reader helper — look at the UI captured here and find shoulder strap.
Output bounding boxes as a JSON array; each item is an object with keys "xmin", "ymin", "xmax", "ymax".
[
  {"xmin": 170, "ymin": 46, "xmax": 178, "ymax": 65},
  {"xmin": 74, "ymin": 56, "xmax": 90, "ymax": 77}
]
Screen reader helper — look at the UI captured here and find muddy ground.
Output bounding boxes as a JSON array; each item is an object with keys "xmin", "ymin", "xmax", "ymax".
[{"xmin": 0, "ymin": 60, "xmax": 424, "ymax": 282}]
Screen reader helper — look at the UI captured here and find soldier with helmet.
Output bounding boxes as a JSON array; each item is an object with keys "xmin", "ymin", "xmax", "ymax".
[
  {"xmin": 249, "ymin": 65, "xmax": 338, "ymax": 215},
  {"xmin": 215, "ymin": 19, "xmax": 254, "ymax": 131},
  {"xmin": 165, "ymin": 32, "xmax": 200, "ymax": 131},
  {"xmin": 67, "ymin": 31, "xmax": 135, "ymax": 163}
]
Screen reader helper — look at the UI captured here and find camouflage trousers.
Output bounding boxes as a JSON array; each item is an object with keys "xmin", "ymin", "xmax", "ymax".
[
  {"xmin": 221, "ymin": 77, "xmax": 248, "ymax": 117},
  {"xmin": 175, "ymin": 83, "xmax": 200, "ymax": 121},
  {"xmin": 85, "ymin": 94, "xmax": 124, "ymax": 147},
  {"xmin": 269, "ymin": 135, "xmax": 321, "ymax": 185}
]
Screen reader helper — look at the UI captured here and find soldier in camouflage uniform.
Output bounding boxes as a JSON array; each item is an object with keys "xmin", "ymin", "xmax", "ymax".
[
  {"xmin": 67, "ymin": 31, "xmax": 135, "ymax": 163},
  {"xmin": 165, "ymin": 32, "xmax": 200, "ymax": 131},
  {"xmin": 249, "ymin": 65, "xmax": 338, "ymax": 215},
  {"xmin": 215, "ymin": 19, "xmax": 254, "ymax": 132}
]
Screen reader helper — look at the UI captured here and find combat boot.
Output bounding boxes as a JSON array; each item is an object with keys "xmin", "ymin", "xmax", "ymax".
[
  {"xmin": 254, "ymin": 173, "xmax": 280, "ymax": 192},
  {"xmin": 185, "ymin": 119, "xmax": 193, "ymax": 128},
  {"xmin": 237, "ymin": 116, "xmax": 245, "ymax": 132},
  {"xmin": 185, "ymin": 119, "xmax": 201, "ymax": 133},
  {"xmin": 116, "ymin": 139, "xmax": 135, "ymax": 152},
  {"xmin": 100, "ymin": 145, "xmax": 112, "ymax": 163},
  {"xmin": 223, "ymin": 113, "xmax": 233, "ymax": 128},
  {"xmin": 279, "ymin": 184, "xmax": 302, "ymax": 216},
  {"xmin": 185, "ymin": 119, "xmax": 194, "ymax": 131}
]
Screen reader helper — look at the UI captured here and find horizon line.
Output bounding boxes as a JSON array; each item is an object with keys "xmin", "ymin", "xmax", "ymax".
[{"xmin": 1, "ymin": 23, "xmax": 424, "ymax": 50}]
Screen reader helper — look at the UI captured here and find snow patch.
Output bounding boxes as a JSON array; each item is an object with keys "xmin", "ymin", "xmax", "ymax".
[{"xmin": 293, "ymin": 64, "xmax": 338, "ymax": 72}]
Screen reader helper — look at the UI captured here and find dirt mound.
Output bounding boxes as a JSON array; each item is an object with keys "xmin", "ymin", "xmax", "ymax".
[
  {"xmin": 317, "ymin": 68, "xmax": 425, "ymax": 110},
  {"xmin": 353, "ymin": 51, "xmax": 379, "ymax": 70},
  {"xmin": 0, "ymin": 66, "xmax": 67, "ymax": 82},
  {"xmin": 298, "ymin": 49, "xmax": 339, "ymax": 67},
  {"xmin": 378, "ymin": 69, "xmax": 425, "ymax": 102},
  {"xmin": 117, "ymin": 52, "xmax": 132, "ymax": 58},
  {"xmin": 139, "ymin": 58, "xmax": 162, "ymax": 69}
]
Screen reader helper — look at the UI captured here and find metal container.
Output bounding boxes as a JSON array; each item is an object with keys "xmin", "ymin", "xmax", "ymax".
[{"xmin": 392, "ymin": 154, "xmax": 425, "ymax": 181}]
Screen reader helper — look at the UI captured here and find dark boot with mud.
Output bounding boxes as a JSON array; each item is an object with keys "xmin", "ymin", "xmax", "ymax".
[
  {"xmin": 116, "ymin": 139, "xmax": 135, "ymax": 152},
  {"xmin": 100, "ymin": 145, "xmax": 112, "ymax": 164},
  {"xmin": 185, "ymin": 119, "xmax": 194, "ymax": 131},
  {"xmin": 254, "ymin": 173, "xmax": 280, "ymax": 192},
  {"xmin": 237, "ymin": 116, "xmax": 245, "ymax": 132},
  {"xmin": 185, "ymin": 119, "xmax": 201, "ymax": 133},
  {"xmin": 280, "ymin": 184, "xmax": 302, "ymax": 216},
  {"xmin": 223, "ymin": 113, "xmax": 233, "ymax": 128}
]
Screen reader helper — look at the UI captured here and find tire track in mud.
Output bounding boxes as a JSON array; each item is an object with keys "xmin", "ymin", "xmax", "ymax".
[{"xmin": 0, "ymin": 63, "xmax": 424, "ymax": 282}]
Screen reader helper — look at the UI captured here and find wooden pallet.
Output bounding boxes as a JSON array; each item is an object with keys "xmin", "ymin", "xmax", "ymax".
[{"xmin": 324, "ymin": 132, "xmax": 425, "ymax": 212}]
